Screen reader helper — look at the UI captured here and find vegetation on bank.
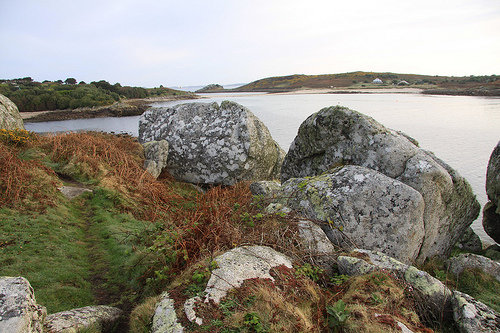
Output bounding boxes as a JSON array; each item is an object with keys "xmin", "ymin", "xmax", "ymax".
[
  {"xmin": 0, "ymin": 77, "xmax": 190, "ymax": 112},
  {"xmin": 0, "ymin": 129, "xmax": 499, "ymax": 332},
  {"xmin": 232, "ymin": 71, "xmax": 500, "ymax": 94}
]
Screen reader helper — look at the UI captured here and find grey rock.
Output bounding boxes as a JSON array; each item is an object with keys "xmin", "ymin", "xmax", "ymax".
[
  {"xmin": 338, "ymin": 249, "xmax": 452, "ymax": 316},
  {"xmin": 486, "ymin": 141, "xmax": 500, "ymax": 207},
  {"xmin": 448, "ymin": 253, "xmax": 500, "ymax": 282},
  {"xmin": 277, "ymin": 165, "xmax": 425, "ymax": 263},
  {"xmin": 249, "ymin": 180, "xmax": 281, "ymax": 197},
  {"xmin": 0, "ymin": 276, "xmax": 46, "ymax": 333},
  {"xmin": 483, "ymin": 202, "xmax": 500, "ymax": 244},
  {"xmin": 152, "ymin": 292, "xmax": 184, "ymax": 333},
  {"xmin": 143, "ymin": 140, "xmax": 169, "ymax": 179},
  {"xmin": 451, "ymin": 290, "xmax": 500, "ymax": 333},
  {"xmin": 139, "ymin": 101, "xmax": 285, "ymax": 185},
  {"xmin": 456, "ymin": 227, "xmax": 483, "ymax": 253},
  {"xmin": 281, "ymin": 106, "xmax": 480, "ymax": 262},
  {"xmin": 0, "ymin": 94, "xmax": 24, "ymax": 130},
  {"xmin": 44, "ymin": 305, "xmax": 122, "ymax": 333},
  {"xmin": 484, "ymin": 141, "xmax": 500, "ymax": 243},
  {"xmin": 297, "ymin": 220, "xmax": 337, "ymax": 273},
  {"xmin": 58, "ymin": 186, "xmax": 92, "ymax": 199},
  {"xmin": 184, "ymin": 246, "xmax": 292, "ymax": 325}
]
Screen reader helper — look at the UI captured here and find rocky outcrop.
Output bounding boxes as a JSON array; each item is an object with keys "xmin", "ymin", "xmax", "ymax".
[
  {"xmin": 195, "ymin": 84, "xmax": 224, "ymax": 93},
  {"xmin": 337, "ymin": 249, "xmax": 452, "ymax": 318},
  {"xmin": 277, "ymin": 165, "xmax": 425, "ymax": 263},
  {"xmin": 143, "ymin": 140, "xmax": 169, "ymax": 178},
  {"xmin": 483, "ymin": 141, "xmax": 500, "ymax": 243},
  {"xmin": 184, "ymin": 245, "xmax": 292, "ymax": 325},
  {"xmin": 249, "ymin": 180, "xmax": 281, "ymax": 197},
  {"xmin": 0, "ymin": 276, "xmax": 46, "ymax": 333},
  {"xmin": 139, "ymin": 101, "xmax": 285, "ymax": 185},
  {"xmin": 281, "ymin": 106, "xmax": 480, "ymax": 262},
  {"xmin": 44, "ymin": 305, "xmax": 122, "ymax": 333},
  {"xmin": 151, "ymin": 292, "xmax": 184, "ymax": 333},
  {"xmin": 0, "ymin": 94, "xmax": 24, "ymax": 130},
  {"xmin": 451, "ymin": 291, "xmax": 500, "ymax": 333},
  {"xmin": 448, "ymin": 253, "xmax": 500, "ymax": 282}
]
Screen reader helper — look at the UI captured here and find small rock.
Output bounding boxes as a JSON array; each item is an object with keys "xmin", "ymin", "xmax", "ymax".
[
  {"xmin": 249, "ymin": 180, "xmax": 281, "ymax": 197},
  {"xmin": 0, "ymin": 276, "xmax": 46, "ymax": 333},
  {"xmin": 297, "ymin": 220, "xmax": 337, "ymax": 273},
  {"xmin": 451, "ymin": 290, "xmax": 500, "ymax": 333},
  {"xmin": 152, "ymin": 292, "xmax": 184, "ymax": 333},
  {"xmin": 58, "ymin": 186, "xmax": 92, "ymax": 199},
  {"xmin": 143, "ymin": 140, "xmax": 169, "ymax": 179},
  {"xmin": 44, "ymin": 305, "xmax": 122, "ymax": 333},
  {"xmin": 448, "ymin": 253, "xmax": 500, "ymax": 282}
]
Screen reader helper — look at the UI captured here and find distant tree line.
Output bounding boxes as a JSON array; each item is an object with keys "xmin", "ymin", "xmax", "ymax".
[{"xmin": 0, "ymin": 78, "xmax": 185, "ymax": 112}]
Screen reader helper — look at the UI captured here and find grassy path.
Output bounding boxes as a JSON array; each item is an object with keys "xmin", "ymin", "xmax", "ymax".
[{"xmin": 0, "ymin": 188, "xmax": 151, "ymax": 315}]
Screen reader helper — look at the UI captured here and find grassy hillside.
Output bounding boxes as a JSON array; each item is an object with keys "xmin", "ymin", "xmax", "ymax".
[{"xmin": 233, "ymin": 71, "xmax": 500, "ymax": 94}]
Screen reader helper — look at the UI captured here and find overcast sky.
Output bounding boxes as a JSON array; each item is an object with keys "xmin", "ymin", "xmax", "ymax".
[{"xmin": 1, "ymin": 0, "xmax": 499, "ymax": 87}]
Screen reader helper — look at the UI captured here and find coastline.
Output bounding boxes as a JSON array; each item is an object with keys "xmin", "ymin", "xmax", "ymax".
[{"xmin": 22, "ymin": 94, "xmax": 199, "ymax": 123}]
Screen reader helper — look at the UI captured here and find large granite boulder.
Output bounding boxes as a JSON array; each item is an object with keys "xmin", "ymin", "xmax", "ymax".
[
  {"xmin": 0, "ymin": 94, "xmax": 24, "ymax": 130},
  {"xmin": 0, "ymin": 276, "xmax": 46, "ymax": 333},
  {"xmin": 139, "ymin": 101, "xmax": 285, "ymax": 185},
  {"xmin": 281, "ymin": 106, "xmax": 480, "ymax": 262},
  {"xmin": 277, "ymin": 165, "xmax": 425, "ymax": 263},
  {"xmin": 44, "ymin": 305, "xmax": 122, "ymax": 333},
  {"xmin": 184, "ymin": 245, "xmax": 292, "ymax": 325},
  {"xmin": 483, "ymin": 141, "xmax": 500, "ymax": 243}
]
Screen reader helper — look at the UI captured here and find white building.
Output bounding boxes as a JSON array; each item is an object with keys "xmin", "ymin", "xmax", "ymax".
[{"xmin": 372, "ymin": 78, "xmax": 383, "ymax": 84}]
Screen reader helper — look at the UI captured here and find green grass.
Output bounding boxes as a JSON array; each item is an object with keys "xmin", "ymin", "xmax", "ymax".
[
  {"xmin": 0, "ymin": 205, "xmax": 93, "ymax": 313},
  {"xmin": 0, "ymin": 187, "xmax": 156, "ymax": 314},
  {"xmin": 456, "ymin": 268, "xmax": 500, "ymax": 313}
]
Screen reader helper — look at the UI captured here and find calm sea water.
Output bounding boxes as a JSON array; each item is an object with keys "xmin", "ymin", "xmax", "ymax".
[{"xmin": 25, "ymin": 93, "xmax": 500, "ymax": 244}]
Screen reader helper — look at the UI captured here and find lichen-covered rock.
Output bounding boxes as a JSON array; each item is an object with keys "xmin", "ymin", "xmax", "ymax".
[
  {"xmin": 44, "ymin": 305, "xmax": 122, "ymax": 333},
  {"xmin": 277, "ymin": 165, "xmax": 425, "ymax": 263},
  {"xmin": 451, "ymin": 290, "xmax": 500, "ymax": 333},
  {"xmin": 184, "ymin": 246, "xmax": 292, "ymax": 325},
  {"xmin": 0, "ymin": 276, "xmax": 46, "ymax": 333},
  {"xmin": 152, "ymin": 292, "xmax": 184, "ymax": 333},
  {"xmin": 139, "ymin": 101, "xmax": 285, "ymax": 185},
  {"xmin": 249, "ymin": 180, "xmax": 281, "ymax": 197},
  {"xmin": 483, "ymin": 141, "xmax": 500, "ymax": 243},
  {"xmin": 281, "ymin": 106, "xmax": 480, "ymax": 262},
  {"xmin": 143, "ymin": 140, "xmax": 169, "ymax": 178},
  {"xmin": 448, "ymin": 253, "xmax": 500, "ymax": 282},
  {"xmin": 0, "ymin": 94, "xmax": 24, "ymax": 130},
  {"xmin": 456, "ymin": 227, "xmax": 483, "ymax": 253},
  {"xmin": 338, "ymin": 249, "xmax": 452, "ymax": 316}
]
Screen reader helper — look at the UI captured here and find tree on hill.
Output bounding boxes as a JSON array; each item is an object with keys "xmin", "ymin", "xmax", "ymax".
[{"xmin": 65, "ymin": 78, "xmax": 77, "ymax": 85}]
